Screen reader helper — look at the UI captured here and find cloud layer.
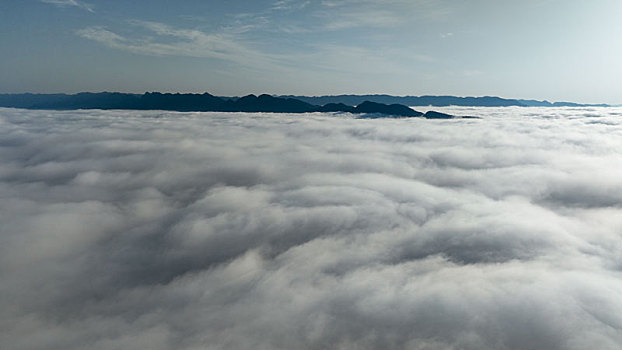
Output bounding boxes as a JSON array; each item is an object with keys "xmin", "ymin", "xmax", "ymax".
[{"xmin": 1, "ymin": 107, "xmax": 622, "ymax": 349}]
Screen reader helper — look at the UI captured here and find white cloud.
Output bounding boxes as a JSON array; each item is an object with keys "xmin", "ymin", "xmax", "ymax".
[
  {"xmin": 1, "ymin": 107, "xmax": 622, "ymax": 349},
  {"xmin": 76, "ymin": 21, "xmax": 283, "ymax": 70},
  {"xmin": 41, "ymin": 0, "xmax": 94, "ymax": 13},
  {"xmin": 74, "ymin": 20, "xmax": 431, "ymax": 82},
  {"xmin": 272, "ymin": 0, "xmax": 310, "ymax": 11},
  {"xmin": 317, "ymin": 0, "xmax": 456, "ymax": 30}
]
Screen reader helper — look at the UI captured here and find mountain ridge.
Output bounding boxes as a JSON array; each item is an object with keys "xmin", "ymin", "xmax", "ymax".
[
  {"xmin": 1, "ymin": 92, "xmax": 610, "ymax": 119},
  {"xmin": 278, "ymin": 94, "xmax": 610, "ymax": 107},
  {"xmin": 0, "ymin": 92, "xmax": 447, "ymax": 118}
]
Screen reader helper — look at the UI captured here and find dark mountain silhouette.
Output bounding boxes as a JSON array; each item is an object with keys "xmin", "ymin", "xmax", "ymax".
[
  {"xmin": 138, "ymin": 92, "xmax": 224, "ymax": 111},
  {"xmin": 354, "ymin": 101, "xmax": 423, "ymax": 117},
  {"xmin": 220, "ymin": 94, "xmax": 317, "ymax": 113},
  {"xmin": 515, "ymin": 99, "xmax": 609, "ymax": 107},
  {"xmin": 317, "ymin": 103, "xmax": 356, "ymax": 113},
  {"xmin": 0, "ymin": 92, "xmax": 223, "ymax": 111},
  {"xmin": 0, "ymin": 92, "xmax": 609, "ymax": 116},
  {"xmin": 0, "ymin": 92, "xmax": 441, "ymax": 117},
  {"xmin": 0, "ymin": 93, "xmax": 84, "ymax": 109},
  {"xmin": 423, "ymin": 111, "xmax": 455, "ymax": 119},
  {"xmin": 279, "ymin": 94, "xmax": 609, "ymax": 107}
]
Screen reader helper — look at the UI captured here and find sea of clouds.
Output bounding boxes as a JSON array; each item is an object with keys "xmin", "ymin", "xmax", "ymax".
[{"xmin": 1, "ymin": 106, "xmax": 622, "ymax": 350}]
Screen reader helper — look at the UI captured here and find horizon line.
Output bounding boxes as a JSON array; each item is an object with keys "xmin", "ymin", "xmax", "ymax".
[{"xmin": 0, "ymin": 90, "xmax": 616, "ymax": 106}]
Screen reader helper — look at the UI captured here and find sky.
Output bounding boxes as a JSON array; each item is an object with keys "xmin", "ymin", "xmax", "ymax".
[
  {"xmin": 1, "ymin": 0, "xmax": 622, "ymax": 103},
  {"xmin": 2, "ymin": 107, "xmax": 622, "ymax": 349}
]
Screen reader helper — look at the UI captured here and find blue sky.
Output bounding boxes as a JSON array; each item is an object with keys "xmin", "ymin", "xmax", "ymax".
[{"xmin": 1, "ymin": 0, "xmax": 621, "ymax": 103}]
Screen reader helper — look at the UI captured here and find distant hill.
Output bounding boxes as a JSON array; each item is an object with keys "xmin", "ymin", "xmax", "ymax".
[
  {"xmin": 278, "ymin": 94, "xmax": 610, "ymax": 107},
  {"xmin": 219, "ymin": 94, "xmax": 317, "ymax": 113},
  {"xmin": 1, "ymin": 92, "xmax": 608, "ymax": 114},
  {"xmin": 0, "ymin": 92, "xmax": 441, "ymax": 118},
  {"xmin": 354, "ymin": 101, "xmax": 422, "ymax": 117},
  {"xmin": 2, "ymin": 93, "xmax": 609, "ymax": 113}
]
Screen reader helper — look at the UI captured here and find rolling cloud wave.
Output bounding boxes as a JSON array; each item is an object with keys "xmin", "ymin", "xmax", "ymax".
[{"xmin": 1, "ymin": 107, "xmax": 622, "ymax": 349}]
